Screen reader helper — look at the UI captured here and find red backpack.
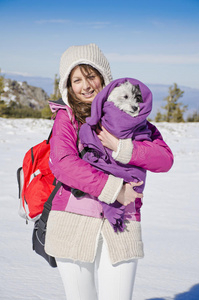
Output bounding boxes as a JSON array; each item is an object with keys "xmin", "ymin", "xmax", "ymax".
[
  {"xmin": 17, "ymin": 128, "xmax": 62, "ymax": 268},
  {"xmin": 17, "ymin": 103, "xmax": 77, "ymax": 267},
  {"xmin": 17, "ymin": 130, "xmax": 57, "ymax": 222}
]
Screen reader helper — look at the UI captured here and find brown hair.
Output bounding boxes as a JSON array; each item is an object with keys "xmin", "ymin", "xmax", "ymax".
[{"xmin": 67, "ymin": 64, "xmax": 104, "ymax": 123}]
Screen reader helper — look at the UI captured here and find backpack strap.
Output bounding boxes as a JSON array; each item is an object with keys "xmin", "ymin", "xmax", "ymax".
[
  {"xmin": 46, "ymin": 128, "xmax": 53, "ymax": 144},
  {"xmin": 40, "ymin": 181, "xmax": 62, "ymax": 225}
]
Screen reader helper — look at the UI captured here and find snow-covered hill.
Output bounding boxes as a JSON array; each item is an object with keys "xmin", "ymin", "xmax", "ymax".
[
  {"xmin": 1, "ymin": 78, "xmax": 49, "ymax": 110},
  {"xmin": 0, "ymin": 118, "xmax": 199, "ymax": 300}
]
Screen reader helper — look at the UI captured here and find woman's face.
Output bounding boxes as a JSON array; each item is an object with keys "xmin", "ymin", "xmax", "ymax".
[{"xmin": 70, "ymin": 66, "xmax": 103, "ymax": 103}]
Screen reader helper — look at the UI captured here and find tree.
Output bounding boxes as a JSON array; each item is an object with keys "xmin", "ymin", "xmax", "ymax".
[
  {"xmin": 0, "ymin": 68, "xmax": 4, "ymax": 100},
  {"xmin": 0, "ymin": 100, "xmax": 7, "ymax": 117},
  {"xmin": 0, "ymin": 100, "xmax": 42, "ymax": 118},
  {"xmin": 187, "ymin": 110, "xmax": 199, "ymax": 122},
  {"xmin": 155, "ymin": 83, "xmax": 187, "ymax": 122},
  {"xmin": 43, "ymin": 73, "xmax": 62, "ymax": 119},
  {"xmin": 50, "ymin": 74, "xmax": 61, "ymax": 100},
  {"xmin": 41, "ymin": 105, "xmax": 52, "ymax": 119},
  {"xmin": 154, "ymin": 110, "xmax": 164, "ymax": 122}
]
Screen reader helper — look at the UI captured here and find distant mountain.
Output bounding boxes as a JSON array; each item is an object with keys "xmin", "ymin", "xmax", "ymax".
[
  {"xmin": 4, "ymin": 73, "xmax": 54, "ymax": 96},
  {"xmin": 3, "ymin": 73, "xmax": 199, "ymax": 119},
  {"xmin": 2, "ymin": 78, "xmax": 49, "ymax": 110}
]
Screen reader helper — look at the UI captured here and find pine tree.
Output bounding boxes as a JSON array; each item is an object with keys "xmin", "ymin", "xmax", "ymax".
[
  {"xmin": 155, "ymin": 110, "xmax": 165, "ymax": 122},
  {"xmin": 50, "ymin": 74, "xmax": 61, "ymax": 100},
  {"xmin": 154, "ymin": 83, "xmax": 187, "ymax": 122},
  {"xmin": 41, "ymin": 74, "xmax": 62, "ymax": 119},
  {"xmin": 187, "ymin": 110, "xmax": 199, "ymax": 122}
]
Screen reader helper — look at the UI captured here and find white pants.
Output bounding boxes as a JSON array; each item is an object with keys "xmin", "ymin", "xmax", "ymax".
[{"xmin": 56, "ymin": 236, "xmax": 138, "ymax": 300}]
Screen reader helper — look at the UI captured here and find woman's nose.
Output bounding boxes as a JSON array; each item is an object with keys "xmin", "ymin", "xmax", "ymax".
[{"xmin": 82, "ymin": 78, "xmax": 91, "ymax": 90}]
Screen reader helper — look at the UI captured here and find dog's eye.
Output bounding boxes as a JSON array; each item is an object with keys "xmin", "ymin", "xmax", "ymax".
[
  {"xmin": 124, "ymin": 95, "xmax": 128, "ymax": 99},
  {"xmin": 136, "ymin": 95, "xmax": 143, "ymax": 103}
]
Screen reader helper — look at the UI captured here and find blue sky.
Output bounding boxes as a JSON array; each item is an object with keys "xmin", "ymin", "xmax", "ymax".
[{"xmin": 0, "ymin": 0, "xmax": 199, "ymax": 88}]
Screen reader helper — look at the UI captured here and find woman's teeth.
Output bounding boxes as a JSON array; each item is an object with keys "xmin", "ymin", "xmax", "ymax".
[{"xmin": 83, "ymin": 90, "xmax": 94, "ymax": 97}]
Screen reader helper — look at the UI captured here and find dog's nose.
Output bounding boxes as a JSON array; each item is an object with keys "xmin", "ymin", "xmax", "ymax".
[{"xmin": 132, "ymin": 106, "xmax": 138, "ymax": 111}]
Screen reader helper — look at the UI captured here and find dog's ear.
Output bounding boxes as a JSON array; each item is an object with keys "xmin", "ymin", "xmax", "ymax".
[{"xmin": 134, "ymin": 84, "xmax": 143, "ymax": 103}]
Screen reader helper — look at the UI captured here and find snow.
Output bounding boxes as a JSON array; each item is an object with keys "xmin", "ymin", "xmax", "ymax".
[
  {"xmin": 3, "ymin": 86, "xmax": 9, "ymax": 92},
  {"xmin": 0, "ymin": 118, "xmax": 199, "ymax": 300},
  {"xmin": 10, "ymin": 95, "xmax": 16, "ymax": 101},
  {"xmin": 1, "ymin": 94, "xmax": 16, "ymax": 103}
]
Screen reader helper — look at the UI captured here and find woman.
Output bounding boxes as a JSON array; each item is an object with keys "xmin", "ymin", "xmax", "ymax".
[{"xmin": 45, "ymin": 43, "xmax": 173, "ymax": 300}]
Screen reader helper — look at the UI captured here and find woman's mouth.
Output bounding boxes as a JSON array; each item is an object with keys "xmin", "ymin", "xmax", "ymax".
[{"xmin": 82, "ymin": 90, "xmax": 95, "ymax": 98}]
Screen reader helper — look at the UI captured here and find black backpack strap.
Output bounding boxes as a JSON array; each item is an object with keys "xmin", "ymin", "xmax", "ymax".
[
  {"xmin": 40, "ymin": 181, "xmax": 62, "ymax": 224},
  {"xmin": 39, "ymin": 115, "xmax": 60, "ymax": 223},
  {"xmin": 46, "ymin": 107, "xmax": 63, "ymax": 144},
  {"xmin": 46, "ymin": 128, "xmax": 53, "ymax": 144}
]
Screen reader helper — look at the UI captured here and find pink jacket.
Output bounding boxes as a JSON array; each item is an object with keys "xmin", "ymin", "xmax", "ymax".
[{"xmin": 49, "ymin": 104, "xmax": 173, "ymax": 221}]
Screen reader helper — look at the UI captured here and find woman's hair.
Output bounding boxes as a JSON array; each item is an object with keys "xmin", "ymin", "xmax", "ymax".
[{"xmin": 67, "ymin": 64, "xmax": 105, "ymax": 123}]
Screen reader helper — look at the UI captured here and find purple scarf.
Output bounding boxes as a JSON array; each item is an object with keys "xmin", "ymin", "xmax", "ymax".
[{"xmin": 79, "ymin": 78, "xmax": 153, "ymax": 231}]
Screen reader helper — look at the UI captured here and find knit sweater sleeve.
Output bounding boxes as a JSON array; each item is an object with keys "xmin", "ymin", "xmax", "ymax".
[
  {"xmin": 112, "ymin": 122, "xmax": 174, "ymax": 173},
  {"xmin": 49, "ymin": 110, "xmax": 123, "ymax": 203}
]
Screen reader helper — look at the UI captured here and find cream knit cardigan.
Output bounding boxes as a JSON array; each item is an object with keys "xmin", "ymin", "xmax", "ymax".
[
  {"xmin": 45, "ymin": 211, "xmax": 144, "ymax": 265},
  {"xmin": 45, "ymin": 139, "xmax": 144, "ymax": 264}
]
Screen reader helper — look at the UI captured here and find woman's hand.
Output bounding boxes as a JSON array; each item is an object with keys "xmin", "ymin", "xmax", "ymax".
[
  {"xmin": 117, "ymin": 181, "xmax": 143, "ymax": 206},
  {"xmin": 96, "ymin": 124, "xmax": 119, "ymax": 152}
]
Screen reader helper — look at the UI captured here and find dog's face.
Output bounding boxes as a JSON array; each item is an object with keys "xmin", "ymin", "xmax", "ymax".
[{"xmin": 107, "ymin": 81, "xmax": 143, "ymax": 117}]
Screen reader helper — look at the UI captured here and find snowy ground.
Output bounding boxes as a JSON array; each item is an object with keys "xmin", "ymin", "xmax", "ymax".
[{"xmin": 0, "ymin": 118, "xmax": 199, "ymax": 300}]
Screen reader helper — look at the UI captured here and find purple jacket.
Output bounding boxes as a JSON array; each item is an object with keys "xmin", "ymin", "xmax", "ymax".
[
  {"xmin": 79, "ymin": 78, "xmax": 153, "ymax": 192},
  {"xmin": 79, "ymin": 78, "xmax": 153, "ymax": 231},
  {"xmin": 48, "ymin": 100, "xmax": 174, "ymax": 222}
]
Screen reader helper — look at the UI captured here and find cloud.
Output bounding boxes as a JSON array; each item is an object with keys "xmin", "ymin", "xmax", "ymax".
[
  {"xmin": 81, "ymin": 21, "xmax": 110, "ymax": 28},
  {"xmin": 82, "ymin": 21, "xmax": 110, "ymax": 25},
  {"xmin": 151, "ymin": 20, "xmax": 165, "ymax": 27},
  {"xmin": 35, "ymin": 19, "xmax": 70, "ymax": 24},
  {"xmin": 106, "ymin": 53, "xmax": 199, "ymax": 64},
  {"xmin": 2, "ymin": 70, "xmax": 33, "ymax": 76},
  {"xmin": 35, "ymin": 19, "xmax": 110, "ymax": 28}
]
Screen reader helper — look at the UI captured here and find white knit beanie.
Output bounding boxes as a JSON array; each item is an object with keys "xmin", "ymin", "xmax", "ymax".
[{"xmin": 59, "ymin": 43, "xmax": 112, "ymax": 106}]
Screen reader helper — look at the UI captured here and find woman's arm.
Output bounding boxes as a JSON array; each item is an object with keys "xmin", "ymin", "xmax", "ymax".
[
  {"xmin": 130, "ymin": 121, "xmax": 174, "ymax": 172},
  {"xmin": 49, "ymin": 110, "xmax": 109, "ymax": 197},
  {"xmin": 97, "ymin": 122, "xmax": 174, "ymax": 173},
  {"xmin": 49, "ymin": 110, "xmax": 142, "ymax": 205}
]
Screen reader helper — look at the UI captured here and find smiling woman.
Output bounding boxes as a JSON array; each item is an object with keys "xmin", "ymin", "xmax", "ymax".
[
  {"xmin": 67, "ymin": 64, "xmax": 105, "ymax": 123},
  {"xmin": 44, "ymin": 43, "xmax": 173, "ymax": 300}
]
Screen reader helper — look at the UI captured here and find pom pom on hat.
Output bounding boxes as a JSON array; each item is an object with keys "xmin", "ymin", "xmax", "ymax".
[{"xmin": 59, "ymin": 43, "xmax": 112, "ymax": 106}]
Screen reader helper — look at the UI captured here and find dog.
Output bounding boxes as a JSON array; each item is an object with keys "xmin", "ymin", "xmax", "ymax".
[{"xmin": 107, "ymin": 81, "xmax": 143, "ymax": 117}]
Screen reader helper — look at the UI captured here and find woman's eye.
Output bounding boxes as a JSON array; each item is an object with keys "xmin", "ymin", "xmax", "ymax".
[
  {"xmin": 88, "ymin": 76, "xmax": 95, "ymax": 80},
  {"xmin": 74, "ymin": 79, "xmax": 80, "ymax": 83}
]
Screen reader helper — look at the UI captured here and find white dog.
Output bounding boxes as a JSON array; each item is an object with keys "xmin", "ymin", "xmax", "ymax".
[{"xmin": 107, "ymin": 81, "xmax": 143, "ymax": 117}]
